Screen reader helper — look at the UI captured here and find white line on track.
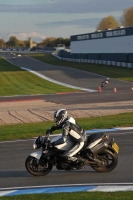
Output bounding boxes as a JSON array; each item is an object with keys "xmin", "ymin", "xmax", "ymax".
[{"xmin": 2, "ymin": 56, "xmax": 96, "ymax": 92}]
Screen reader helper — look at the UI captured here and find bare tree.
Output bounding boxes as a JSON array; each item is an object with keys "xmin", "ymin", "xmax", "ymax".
[{"xmin": 96, "ymin": 15, "xmax": 120, "ymax": 31}]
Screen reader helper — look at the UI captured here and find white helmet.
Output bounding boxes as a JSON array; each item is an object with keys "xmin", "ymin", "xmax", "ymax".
[{"xmin": 54, "ymin": 109, "xmax": 68, "ymax": 126}]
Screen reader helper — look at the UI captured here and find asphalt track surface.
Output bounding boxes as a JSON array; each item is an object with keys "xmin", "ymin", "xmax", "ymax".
[
  {"xmin": 0, "ymin": 130, "xmax": 133, "ymax": 188},
  {"xmin": 0, "ymin": 53, "xmax": 133, "ymax": 188}
]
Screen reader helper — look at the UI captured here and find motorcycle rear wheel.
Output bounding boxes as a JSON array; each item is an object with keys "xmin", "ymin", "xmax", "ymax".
[
  {"xmin": 25, "ymin": 156, "xmax": 53, "ymax": 176},
  {"xmin": 91, "ymin": 149, "xmax": 118, "ymax": 172}
]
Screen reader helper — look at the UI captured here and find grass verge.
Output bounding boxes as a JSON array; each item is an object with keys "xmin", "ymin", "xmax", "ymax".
[
  {"xmin": 0, "ymin": 56, "xmax": 79, "ymax": 96},
  {"xmin": 0, "ymin": 191, "xmax": 133, "ymax": 200},
  {"xmin": 0, "ymin": 112, "xmax": 133, "ymax": 141},
  {"xmin": 28, "ymin": 53, "xmax": 133, "ymax": 82}
]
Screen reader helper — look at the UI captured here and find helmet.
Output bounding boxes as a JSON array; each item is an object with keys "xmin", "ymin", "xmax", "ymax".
[{"xmin": 54, "ymin": 109, "xmax": 68, "ymax": 126}]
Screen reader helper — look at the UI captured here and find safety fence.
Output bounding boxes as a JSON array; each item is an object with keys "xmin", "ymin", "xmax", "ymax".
[{"xmin": 52, "ymin": 54, "xmax": 133, "ymax": 69}]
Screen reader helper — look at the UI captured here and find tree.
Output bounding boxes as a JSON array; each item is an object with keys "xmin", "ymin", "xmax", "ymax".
[
  {"xmin": 23, "ymin": 40, "xmax": 30, "ymax": 48},
  {"xmin": 96, "ymin": 15, "xmax": 120, "ymax": 31},
  {"xmin": 18, "ymin": 40, "xmax": 25, "ymax": 48},
  {"xmin": 41, "ymin": 37, "xmax": 56, "ymax": 47},
  {"xmin": 121, "ymin": 6, "xmax": 133, "ymax": 27},
  {"xmin": 0, "ymin": 38, "xmax": 6, "ymax": 48},
  {"xmin": 7, "ymin": 36, "xmax": 19, "ymax": 48},
  {"xmin": 64, "ymin": 38, "xmax": 70, "ymax": 47},
  {"xmin": 40, "ymin": 37, "xmax": 70, "ymax": 47}
]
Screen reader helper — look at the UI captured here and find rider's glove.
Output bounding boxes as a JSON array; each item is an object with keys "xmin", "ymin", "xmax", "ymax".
[{"xmin": 50, "ymin": 126, "xmax": 57, "ymax": 131}]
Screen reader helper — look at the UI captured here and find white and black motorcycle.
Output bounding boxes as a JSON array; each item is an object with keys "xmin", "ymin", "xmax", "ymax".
[
  {"xmin": 25, "ymin": 131, "xmax": 119, "ymax": 176},
  {"xmin": 101, "ymin": 78, "xmax": 109, "ymax": 88}
]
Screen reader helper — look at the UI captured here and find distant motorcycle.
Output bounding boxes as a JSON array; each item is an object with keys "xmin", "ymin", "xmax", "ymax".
[
  {"xmin": 101, "ymin": 78, "xmax": 109, "ymax": 87},
  {"xmin": 25, "ymin": 131, "xmax": 119, "ymax": 176}
]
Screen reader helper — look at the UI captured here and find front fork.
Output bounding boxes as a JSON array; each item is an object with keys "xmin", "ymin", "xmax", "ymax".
[{"xmin": 39, "ymin": 154, "xmax": 48, "ymax": 167}]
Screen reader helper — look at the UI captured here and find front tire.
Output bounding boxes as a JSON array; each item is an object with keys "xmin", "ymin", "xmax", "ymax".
[
  {"xmin": 91, "ymin": 149, "xmax": 118, "ymax": 172},
  {"xmin": 25, "ymin": 156, "xmax": 53, "ymax": 176}
]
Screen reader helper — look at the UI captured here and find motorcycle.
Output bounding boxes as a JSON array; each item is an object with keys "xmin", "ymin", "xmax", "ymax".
[
  {"xmin": 101, "ymin": 78, "xmax": 109, "ymax": 88},
  {"xmin": 25, "ymin": 131, "xmax": 119, "ymax": 176}
]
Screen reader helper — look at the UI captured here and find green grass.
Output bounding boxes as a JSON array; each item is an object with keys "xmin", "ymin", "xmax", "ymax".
[
  {"xmin": 0, "ymin": 112, "xmax": 133, "ymax": 141},
  {"xmin": 28, "ymin": 53, "xmax": 133, "ymax": 82},
  {"xmin": 0, "ymin": 191, "xmax": 133, "ymax": 200},
  {"xmin": 0, "ymin": 56, "xmax": 79, "ymax": 96}
]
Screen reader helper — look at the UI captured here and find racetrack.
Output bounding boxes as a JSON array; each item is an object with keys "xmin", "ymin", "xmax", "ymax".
[{"xmin": 0, "ymin": 53, "xmax": 133, "ymax": 188}]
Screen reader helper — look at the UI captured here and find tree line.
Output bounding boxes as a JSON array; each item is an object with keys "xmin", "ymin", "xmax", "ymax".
[
  {"xmin": 96, "ymin": 6, "xmax": 133, "ymax": 30},
  {"xmin": 0, "ymin": 37, "xmax": 30, "ymax": 49},
  {"xmin": 0, "ymin": 36, "xmax": 70, "ymax": 49}
]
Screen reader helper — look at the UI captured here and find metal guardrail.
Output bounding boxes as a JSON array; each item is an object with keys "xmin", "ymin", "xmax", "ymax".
[{"xmin": 52, "ymin": 54, "xmax": 133, "ymax": 69}]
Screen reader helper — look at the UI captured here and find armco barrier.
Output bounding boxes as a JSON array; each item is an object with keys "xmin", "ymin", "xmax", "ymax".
[{"xmin": 52, "ymin": 54, "xmax": 133, "ymax": 69}]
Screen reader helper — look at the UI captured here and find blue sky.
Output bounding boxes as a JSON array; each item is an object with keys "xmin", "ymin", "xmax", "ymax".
[{"xmin": 0, "ymin": 0, "xmax": 133, "ymax": 42}]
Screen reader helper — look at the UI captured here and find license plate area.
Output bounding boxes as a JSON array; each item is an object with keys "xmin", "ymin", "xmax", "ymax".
[{"xmin": 112, "ymin": 142, "xmax": 119, "ymax": 153}]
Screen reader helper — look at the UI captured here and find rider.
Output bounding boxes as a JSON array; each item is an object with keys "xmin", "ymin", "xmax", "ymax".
[
  {"xmin": 46, "ymin": 109, "xmax": 86, "ymax": 161},
  {"xmin": 101, "ymin": 77, "xmax": 109, "ymax": 87}
]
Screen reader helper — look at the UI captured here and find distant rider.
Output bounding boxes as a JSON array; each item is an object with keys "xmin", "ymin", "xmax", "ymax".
[{"xmin": 101, "ymin": 77, "xmax": 109, "ymax": 87}]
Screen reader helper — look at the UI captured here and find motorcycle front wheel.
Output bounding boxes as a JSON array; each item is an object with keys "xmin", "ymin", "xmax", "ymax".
[
  {"xmin": 25, "ymin": 156, "xmax": 53, "ymax": 176},
  {"xmin": 91, "ymin": 149, "xmax": 118, "ymax": 172}
]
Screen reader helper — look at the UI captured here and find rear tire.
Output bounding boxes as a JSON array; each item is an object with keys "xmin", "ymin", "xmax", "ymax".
[
  {"xmin": 25, "ymin": 156, "xmax": 53, "ymax": 176},
  {"xmin": 91, "ymin": 149, "xmax": 118, "ymax": 172}
]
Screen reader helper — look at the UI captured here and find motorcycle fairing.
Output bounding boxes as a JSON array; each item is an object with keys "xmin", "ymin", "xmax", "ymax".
[
  {"xmin": 30, "ymin": 151, "xmax": 42, "ymax": 159},
  {"xmin": 85, "ymin": 132, "xmax": 107, "ymax": 149}
]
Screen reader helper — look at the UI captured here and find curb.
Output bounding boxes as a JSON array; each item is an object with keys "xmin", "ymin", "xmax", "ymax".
[
  {"xmin": 86, "ymin": 127, "xmax": 133, "ymax": 133},
  {"xmin": 20, "ymin": 67, "xmax": 96, "ymax": 92},
  {"xmin": 0, "ymin": 184, "xmax": 133, "ymax": 196}
]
